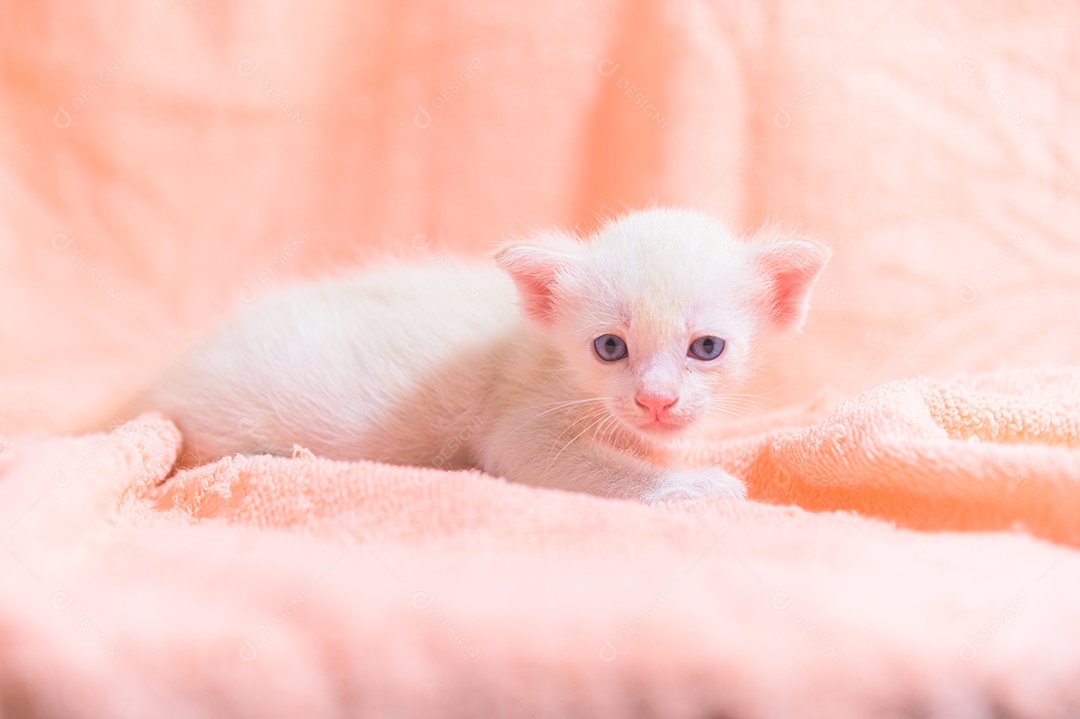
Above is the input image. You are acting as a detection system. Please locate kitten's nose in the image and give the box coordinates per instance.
[635,391,678,417]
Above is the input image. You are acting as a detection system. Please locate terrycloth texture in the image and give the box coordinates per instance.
[2,399,1080,719]
[722,367,1080,546]
[3,1,1080,716]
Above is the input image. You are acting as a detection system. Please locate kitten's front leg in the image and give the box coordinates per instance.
[479,419,746,503]
[544,448,747,503]
[641,467,747,504]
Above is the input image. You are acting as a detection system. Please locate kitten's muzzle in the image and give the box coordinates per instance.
[630,391,696,433]
[634,392,677,418]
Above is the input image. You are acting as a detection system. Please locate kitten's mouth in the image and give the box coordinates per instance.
[634,415,691,434]
[611,401,695,439]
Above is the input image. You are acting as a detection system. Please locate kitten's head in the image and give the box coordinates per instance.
[496,208,829,443]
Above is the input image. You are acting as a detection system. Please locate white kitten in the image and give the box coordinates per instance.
[134,208,828,503]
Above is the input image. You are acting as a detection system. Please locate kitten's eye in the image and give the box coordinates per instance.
[688,336,725,361]
[593,334,628,362]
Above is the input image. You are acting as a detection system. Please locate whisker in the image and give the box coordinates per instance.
[708,394,789,413]
[549,410,610,466]
[704,407,750,422]
[509,397,614,413]
[546,407,607,456]
[600,415,622,447]
[717,392,788,405]
[703,407,756,422]
[703,394,788,421]
[590,415,616,450]
[503,397,614,437]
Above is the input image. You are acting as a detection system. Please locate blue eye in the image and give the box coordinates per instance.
[688,336,725,361]
[594,334,628,362]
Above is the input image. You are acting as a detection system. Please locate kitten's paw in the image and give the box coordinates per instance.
[642,467,747,504]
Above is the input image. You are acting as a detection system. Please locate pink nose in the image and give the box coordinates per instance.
[635,392,677,417]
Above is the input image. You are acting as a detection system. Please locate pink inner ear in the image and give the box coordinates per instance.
[495,246,567,325]
[754,241,830,332]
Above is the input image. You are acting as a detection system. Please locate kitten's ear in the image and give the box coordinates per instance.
[495,235,577,326]
[750,238,831,333]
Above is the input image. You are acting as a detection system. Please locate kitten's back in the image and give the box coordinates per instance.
[136,260,522,466]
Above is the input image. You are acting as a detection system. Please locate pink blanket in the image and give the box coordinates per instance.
[3,1,1080,716]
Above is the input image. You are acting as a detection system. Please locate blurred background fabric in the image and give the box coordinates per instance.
[2,1,1078,435]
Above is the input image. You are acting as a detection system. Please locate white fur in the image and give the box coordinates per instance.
[640,468,748,503]
[135,209,827,503]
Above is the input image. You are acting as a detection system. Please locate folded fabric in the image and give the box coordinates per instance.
[689,367,1080,546]
[2,368,1079,718]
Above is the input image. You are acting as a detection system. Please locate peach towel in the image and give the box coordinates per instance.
[725,367,1080,546]
[3,1,1080,716]
[2,368,1079,718]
